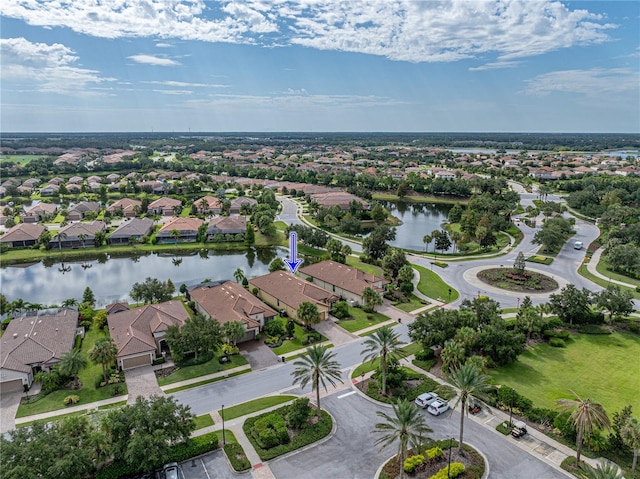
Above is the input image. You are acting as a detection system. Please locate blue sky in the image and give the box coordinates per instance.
[1,1,638,133]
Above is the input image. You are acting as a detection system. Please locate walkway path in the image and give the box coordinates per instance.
[314,318,359,346]
[124,365,163,404]
[587,247,636,288]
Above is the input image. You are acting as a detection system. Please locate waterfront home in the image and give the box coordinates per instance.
[193,195,223,215]
[49,221,106,249]
[310,191,370,211]
[0,223,46,248]
[230,196,257,214]
[156,217,203,243]
[147,197,182,216]
[107,198,142,218]
[107,218,154,245]
[67,201,100,221]
[206,216,246,241]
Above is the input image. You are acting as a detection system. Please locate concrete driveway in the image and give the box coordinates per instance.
[240,340,279,370]
[314,319,359,346]
[124,365,163,404]
[179,450,248,479]
[0,391,22,434]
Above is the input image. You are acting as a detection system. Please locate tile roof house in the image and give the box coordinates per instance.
[190,281,277,342]
[194,195,223,215]
[229,197,257,214]
[206,216,246,241]
[107,301,189,369]
[299,260,388,305]
[49,221,106,249]
[249,271,339,321]
[107,198,142,218]
[105,302,130,315]
[310,191,370,211]
[1,223,46,248]
[21,202,58,223]
[67,201,100,221]
[107,218,154,245]
[40,184,60,196]
[156,216,203,243]
[147,197,182,216]
[0,309,79,391]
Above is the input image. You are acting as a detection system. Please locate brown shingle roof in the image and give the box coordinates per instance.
[0,223,45,244]
[299,260,388,296]
[158,216,203,233]
[190,281,276,329]
[0,309,78,374]
[249,271,338,309]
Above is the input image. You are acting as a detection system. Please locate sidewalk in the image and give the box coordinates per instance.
[13,395,128,425]
[586,247,636,288]
[159,364,251,392]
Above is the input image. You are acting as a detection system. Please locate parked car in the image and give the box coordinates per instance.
[511,420,527,438]
[574,240,583,250]
[414,392,439,409]
[427,399,450,416]
[163,463,179,479]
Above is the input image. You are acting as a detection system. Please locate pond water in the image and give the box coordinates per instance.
[381,201,452,252]
[1,248,279,307]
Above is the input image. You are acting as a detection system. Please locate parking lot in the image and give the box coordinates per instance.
[176,450,249,479]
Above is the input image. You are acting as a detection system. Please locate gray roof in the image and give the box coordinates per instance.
[108,218,154,239]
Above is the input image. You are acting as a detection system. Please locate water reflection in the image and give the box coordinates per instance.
[380,201,452,252]
[1,248,278,306]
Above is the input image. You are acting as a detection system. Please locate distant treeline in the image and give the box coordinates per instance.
[1,132,638,151]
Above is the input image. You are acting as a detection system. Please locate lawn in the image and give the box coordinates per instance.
[163,369,251,394]
[489,332,640,415]
[336,306,389,333]
[596,257,640,287]
[345,256,384,276]
[578,265,640,300]
[158,353,249,386]
[194,413,214,430]
[351,342,423,378]
[16,328,128,418]
[0,154,41,164]
[218,395,297,420]
[413,264,458,302]
[392,294,428,312]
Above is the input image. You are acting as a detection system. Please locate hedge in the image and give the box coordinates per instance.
[243,407,332,461]
[429,462,465,479]
[404,454,424,473]
[223,443,251,471]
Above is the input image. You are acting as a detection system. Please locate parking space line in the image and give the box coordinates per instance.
[200,458,211,479]
[337,391,356,399]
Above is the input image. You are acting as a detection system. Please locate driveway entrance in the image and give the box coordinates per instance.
[239,340,278,370]
[124,365,163,404]
[0,391,22,434]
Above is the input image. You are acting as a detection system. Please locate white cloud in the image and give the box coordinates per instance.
[469,61,522,71]
[152,89,193,95]
[128,54,180,66]
[155,42,173,48]
[141,80,229,88]
[525,68,639,96]
[0,37,115,94]
[1,0,617,63]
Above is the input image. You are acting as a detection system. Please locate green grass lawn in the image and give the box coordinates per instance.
[0,154,41,164]
[337,306,389,333]
[578,265,640,300]
[345,256,384,276]
[163,369,251,394]
[270,318,328,355]
[158,353,249,386]
[16,329,127,418]
[489,332,640,415]
[194,413,214,430]
[596,257,640,287]
[392,294,428,312]
[219,395,296,420]
[371,193,469,205]
[413,264,458,302]
[351,342,422,378]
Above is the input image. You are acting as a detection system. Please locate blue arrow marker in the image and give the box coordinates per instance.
[285,231,304,274]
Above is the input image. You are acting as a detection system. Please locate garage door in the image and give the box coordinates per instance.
[1,379,24,394]
[122,355,151,370]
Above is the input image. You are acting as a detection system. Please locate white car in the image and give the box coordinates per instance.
[414,392,439,409]
[163,462,179,479]
[427,399,450,416]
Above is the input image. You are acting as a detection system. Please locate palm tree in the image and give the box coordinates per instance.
[89,338,118,382]
[57,349,88,386]
[581,461,624,479]
[374,399,433,479]
[57,231,68,251]
[170,229,180,245]
[361,326,405,396]
[422,234,432,253]
[446,363,493,454]
[621,417,640,471]
[291,345,343,419]
[78,233,87,248]
[556,390,611,465]
[233,268,245,284]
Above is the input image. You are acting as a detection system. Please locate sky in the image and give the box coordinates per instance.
[1,0,639,133]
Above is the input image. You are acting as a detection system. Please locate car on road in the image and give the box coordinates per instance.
[574,240,583,250]
[163,463,179,479]
[414,392,439,408]
[427,399,450,416]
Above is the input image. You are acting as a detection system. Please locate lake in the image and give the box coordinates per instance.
[381,201,452,252]
[1,248,279,307]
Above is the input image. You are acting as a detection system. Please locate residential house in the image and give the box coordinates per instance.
[107,218,154,245]
[206,216,246,242]
[249,271,339,321]
[67,201,100,221]
[230,197,257,214]
[190,281,277,342]
[147,197,182,216]
[49,221,106,249]
[0,223,46,248]
[156,217,203,244]
[40,184,60,196]
[105,302,130,315]
[68,176,84,185]
[21,202,58,223]
[138,181,168,195]
[194,195,223,215]
[299,260,388,305]
[107,301,189,369]
[107,198,142,218]
[66,183,82,194]
[310,191,370,211]
[0,309,79,391]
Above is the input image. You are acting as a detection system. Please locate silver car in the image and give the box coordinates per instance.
[427,399,450,416]
[163,462,179,479]
[414,392,439,408]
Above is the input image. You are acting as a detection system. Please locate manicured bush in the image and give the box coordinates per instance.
[222,343,240,355]
[429,462,465,479]
[63,395,80,405]
[332,301,350,319]
[424,446,443,461]
[549,337,566,348]
[287,398,312,429]
[433,261,448,268]
[224,443,251,471]
[404,454,424,473]
[415,348,435,361]
[251,413,289,449]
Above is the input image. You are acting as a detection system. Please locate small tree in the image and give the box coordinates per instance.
[621,417,640,471]
[362,286,382,313]
[233,268,245,284]
[89,338,118,382]
[298,301,321,330]
[513,251,526,275]
[82,287,96,307]
[57,349,88,386]
[269,257,286,272]
[361,326,405,396]
[286,318,295,338]
[222,321,246,345]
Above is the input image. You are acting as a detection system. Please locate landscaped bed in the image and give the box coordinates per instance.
[477,267,558,293]
[156,352,248,386]
[336,306,390,333]
[379,439,485,479]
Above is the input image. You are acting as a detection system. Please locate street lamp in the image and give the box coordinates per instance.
[221,404,226,446]
[509,388,515,427]
[447,437,454,479]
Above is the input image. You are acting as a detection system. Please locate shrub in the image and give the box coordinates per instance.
[222,343,240,356]
[495,386,533,414]
[111,385,124,396]
[424,446,443,461]
[429,462,465,479]
[264,320,285,338]
[152,357,166,366]
[404,454,424,473]
[224,443,251,472]
[332,301,350,319]
[433,261,448,268]
[549,338,566,347]
[629,322,640,334]
[63,395,80,405]
[287,398,312,429]
[251,413,289,449]
[527,407,558,426]
[302,332,321,344]
[415,348,435,361]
